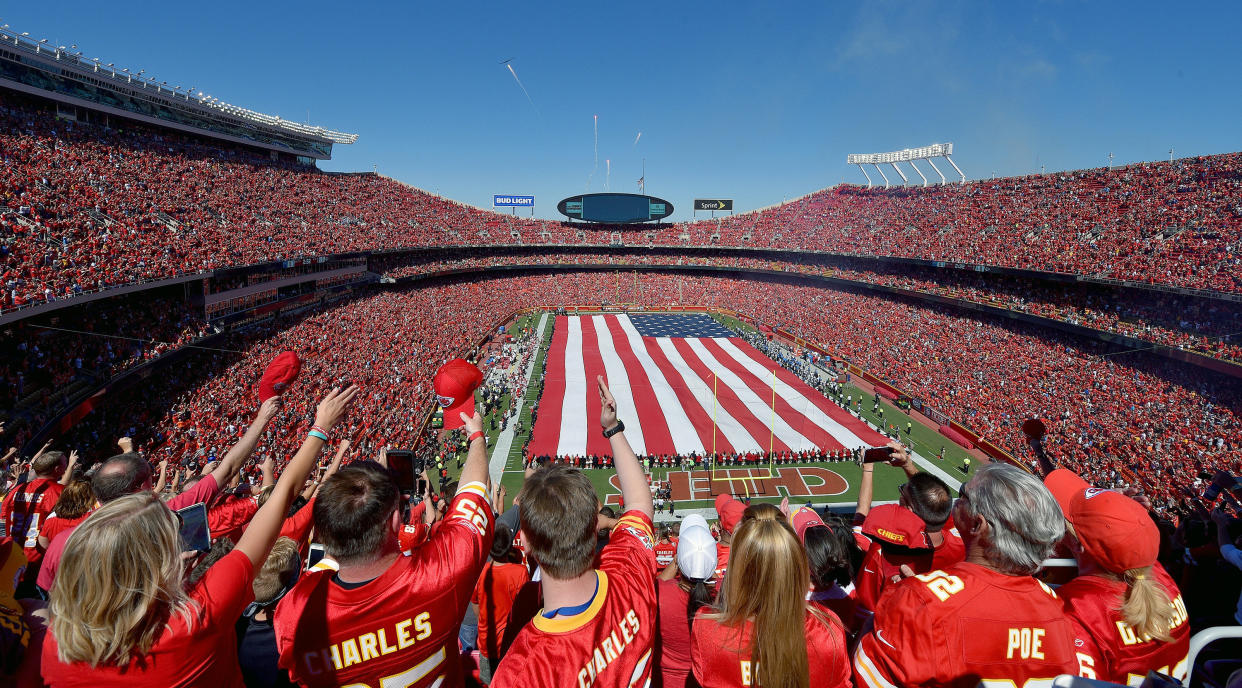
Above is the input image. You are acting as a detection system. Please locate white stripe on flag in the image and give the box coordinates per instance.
[655,338,761,453]
[714,338,875,449]
[557,317,589,457]
[591,315,646,455]
[616,316,704,455]
[685,338,817,451]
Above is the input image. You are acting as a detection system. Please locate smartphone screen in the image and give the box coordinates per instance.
[862,447,895,463]
[387,450,417,492]
[176,503,211,553]
[308,543,326,569]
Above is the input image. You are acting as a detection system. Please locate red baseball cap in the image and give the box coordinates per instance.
[258,352,301,402]
[861,504,933,550]
[433,359,482,430]
[1044,469,1158,574]
[791,506,826,543]
[715,494,746,534]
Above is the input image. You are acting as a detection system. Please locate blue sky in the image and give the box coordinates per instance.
[7,2,1242,221]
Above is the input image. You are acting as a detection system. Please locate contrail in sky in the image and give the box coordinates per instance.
[506,63,539,115]
[633,131,642,146]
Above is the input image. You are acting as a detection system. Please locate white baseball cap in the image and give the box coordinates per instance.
[676,523,718,581]
[681,514,711,532]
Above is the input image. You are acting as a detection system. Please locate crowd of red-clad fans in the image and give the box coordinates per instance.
[375,249,1242,362]
[11,272,1233,525]
[4,89,1242,317]
[0,365,1238,687]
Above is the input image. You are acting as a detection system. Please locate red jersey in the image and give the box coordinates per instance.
[208,494,258,544]
[855,529,966,611]
[39,513,87,546]
[473,560,530,660]
[274,483,493,688]
[1059,564,1190,685]
[690,607,850,688]
[654,542,676,570]
[1,478,63,581]
[492,510,657,688]
[41,549,254,687]
[855,562,1078,688]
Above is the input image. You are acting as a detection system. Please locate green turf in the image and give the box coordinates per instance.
[440,309,974,511]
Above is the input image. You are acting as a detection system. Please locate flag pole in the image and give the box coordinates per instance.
[712,373,718,460]
[770,369,776,459]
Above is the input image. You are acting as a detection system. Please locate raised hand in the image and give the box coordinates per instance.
[459,411,484,437]
[314,386,361,433]
[598,375,618,430]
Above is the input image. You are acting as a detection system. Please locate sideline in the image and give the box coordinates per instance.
[489,312,549,484]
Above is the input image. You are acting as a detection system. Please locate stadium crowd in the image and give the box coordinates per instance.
[376,250,1242,362]
[0,370,1237,688]
[2,271,1228,527]
[4,91,1241,317]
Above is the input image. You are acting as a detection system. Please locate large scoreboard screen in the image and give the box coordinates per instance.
[557,193,674,223]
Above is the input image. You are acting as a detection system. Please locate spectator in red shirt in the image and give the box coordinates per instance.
[492,377,656,688]
[691,516,851,688]
[0,448,68,595]
[36,481,94,551]
[39,385,358,687]
[655,513,716,688]
[472,522,530,684]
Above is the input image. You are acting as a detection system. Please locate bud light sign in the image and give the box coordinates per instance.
[494,195,535,207]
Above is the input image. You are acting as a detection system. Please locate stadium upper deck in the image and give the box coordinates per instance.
[1,87,1237,316]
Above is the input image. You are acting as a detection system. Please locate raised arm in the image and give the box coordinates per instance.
[234,386,359,568]
[599,376,653,519]
[150,458,167,493]
[60,450,79,486]
[456,411,491,494]
[208,396,281,487]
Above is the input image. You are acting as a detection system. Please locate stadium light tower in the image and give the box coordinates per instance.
[848,143,965,188]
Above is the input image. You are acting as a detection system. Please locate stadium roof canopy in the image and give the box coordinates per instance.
[0,24,356,160]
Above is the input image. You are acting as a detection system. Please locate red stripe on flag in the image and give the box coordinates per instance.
[640,337,735,456]
[699,338,841,452]
[731,339,890,447]
[670,338,792,455]
[604,316,676,455]
[527,316,569,458]
[580,317,611,459]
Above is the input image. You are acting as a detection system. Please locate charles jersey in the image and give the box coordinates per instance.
[855,562,1078,688]
[493,511,657,688]
[274,483,493,688]
[1059,563,1190,685]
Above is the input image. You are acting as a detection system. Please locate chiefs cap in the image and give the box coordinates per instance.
[1045,468,1158,574]
[791,506,827,543]
[861,504,933,550]
[714,494,746,534]
[258,351,301,402]
[433,359,483,430]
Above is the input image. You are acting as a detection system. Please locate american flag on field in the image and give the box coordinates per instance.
[528,313,888,458]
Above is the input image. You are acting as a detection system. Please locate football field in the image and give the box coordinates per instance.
[451,310,977,514]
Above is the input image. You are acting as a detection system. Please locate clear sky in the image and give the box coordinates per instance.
[6,2,1241,221]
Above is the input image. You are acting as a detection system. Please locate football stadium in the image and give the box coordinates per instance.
[0,4,1240,688]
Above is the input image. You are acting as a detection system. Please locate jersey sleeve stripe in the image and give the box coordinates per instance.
[855,644,899,688]
[614,513,654,540]
[458,482,489,499]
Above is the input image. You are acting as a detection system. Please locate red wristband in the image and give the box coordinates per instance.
[468,430,485,443]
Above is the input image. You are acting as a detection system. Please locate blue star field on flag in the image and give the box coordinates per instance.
[628,313,735,338]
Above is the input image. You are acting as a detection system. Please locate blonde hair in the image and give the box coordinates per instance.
[50,492,197,666]
[712,517,836,688]
[1120,566,1176,643]
[253,537,301,604]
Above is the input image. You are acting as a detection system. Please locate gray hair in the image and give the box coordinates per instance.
[961,464,1064,575]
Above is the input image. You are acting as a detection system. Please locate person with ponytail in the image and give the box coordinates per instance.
[691,517,850,688]
[655,514,717,688]
[1045,469,1190,684]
